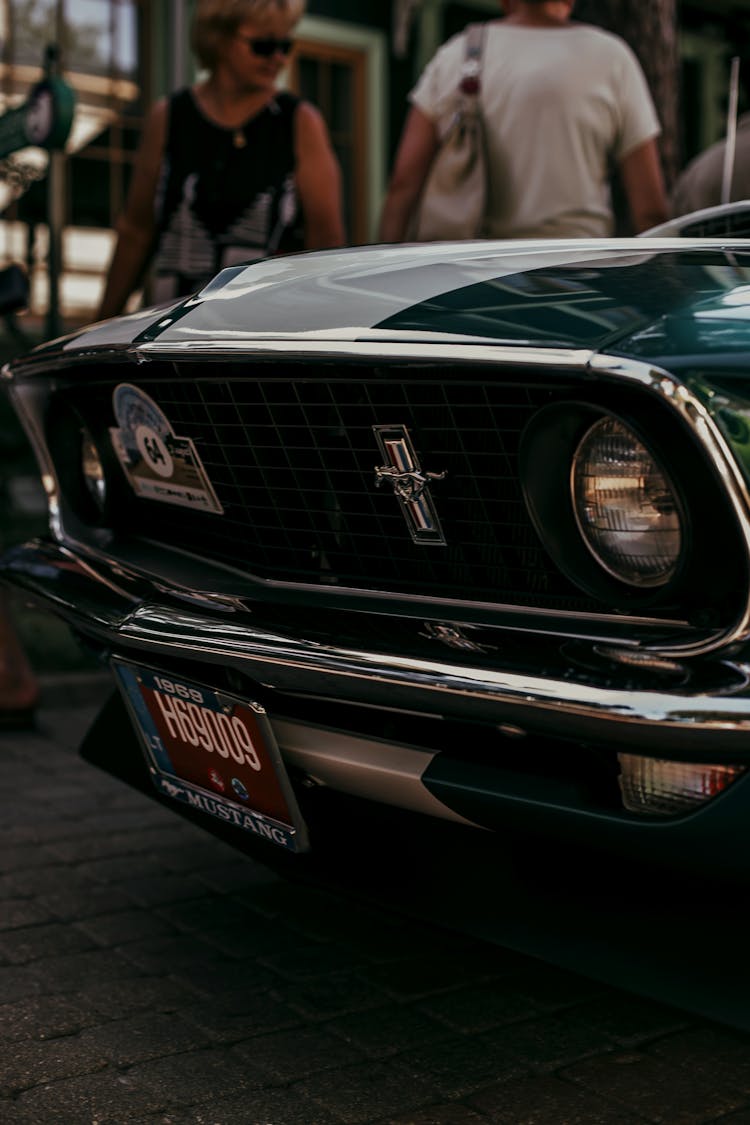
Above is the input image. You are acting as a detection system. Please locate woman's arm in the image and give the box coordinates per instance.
[619,138,669,234]
[96,100,167,320]
[294,102,345,249]
[379,106,439,243]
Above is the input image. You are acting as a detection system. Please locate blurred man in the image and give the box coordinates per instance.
[672,112,750,216]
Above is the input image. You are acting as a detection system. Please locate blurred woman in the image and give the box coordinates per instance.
[98,0,344,319]
[380,0,668,242]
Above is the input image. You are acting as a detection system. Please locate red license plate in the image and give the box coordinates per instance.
[112,660,308,852]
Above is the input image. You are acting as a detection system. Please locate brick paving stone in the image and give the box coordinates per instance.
[270,971,391,1020]
[113,873,218,907]
[0,899,54,932]
[177,992,302,1044]
[194,916,310,959]
[645,1025,750,1093]
[259,941,369,981]
[0,965,45,1004]
[50,807,181,839]
[0,844,64,875]
[232,1024,363,1082]
[36,882,137,919]
[9,1068,174,1122]
[75,907,179,946]
[76,852,182,885]
[0,872,28,895]
[157,841,250,875]
[155,895,263,935]
[417,981,543,1033]
[328,1003,453,1058]
[570,992,691,1046]
[394,1033,525,1100]
[25,947,146,992]
[481,1012,620,1070]
[0,1035,109,1096]
[168,955,278,998]
[187,1088,342,1125]
[387,1106,491,1125]
[241,881,355,929]
[194,860,280,895]
[293,906,427,967]
[46,826,191,864]
[510,963,608,1011]
[268,891,422,952]
[5,865,99,897]
[75,975,198,1019]
[0,993,103,1042]
[97,1116,189,1125]
[25,782,98,806]
[359,954,500,1001]
[297,1057,437,1123]
[0,919,96,964]
[126,1047,267,1107]
[468,1073,650,1123]
[1,823,78,846]
[560,1050,748,1123]
[77,1012,211,1067]
[115,934,275,988]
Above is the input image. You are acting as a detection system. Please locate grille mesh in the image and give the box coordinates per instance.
[78,366,604,612]
[678,212,750,238]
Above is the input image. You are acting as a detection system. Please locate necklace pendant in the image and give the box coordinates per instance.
[233,129,246,149]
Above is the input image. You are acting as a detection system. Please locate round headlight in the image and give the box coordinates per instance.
[80,427,107,512]
[571,416,682,588]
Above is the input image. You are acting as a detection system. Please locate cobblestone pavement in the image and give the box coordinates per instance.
[3,691,750,1124]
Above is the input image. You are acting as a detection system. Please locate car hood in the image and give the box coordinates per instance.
[34,238,750,363]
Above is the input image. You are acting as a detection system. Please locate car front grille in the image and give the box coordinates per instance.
[71,364,609,613]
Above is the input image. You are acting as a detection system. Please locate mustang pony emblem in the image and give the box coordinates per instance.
[373,424,447,545]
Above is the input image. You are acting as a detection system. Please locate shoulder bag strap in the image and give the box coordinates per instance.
[460,23,486,96]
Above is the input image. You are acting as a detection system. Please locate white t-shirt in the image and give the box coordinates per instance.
[410,21,661,238]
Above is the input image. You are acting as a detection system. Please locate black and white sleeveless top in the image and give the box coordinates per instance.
[152,88,304,301]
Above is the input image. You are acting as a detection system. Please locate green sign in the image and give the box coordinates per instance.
[0,76,75,160]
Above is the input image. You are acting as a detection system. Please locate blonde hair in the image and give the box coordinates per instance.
[191,0,306,69]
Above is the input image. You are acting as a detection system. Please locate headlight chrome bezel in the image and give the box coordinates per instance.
[520,400,696,610]
[45,396,117,529]
[570,414,683,590]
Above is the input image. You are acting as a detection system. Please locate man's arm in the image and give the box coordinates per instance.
[619,138,669,233]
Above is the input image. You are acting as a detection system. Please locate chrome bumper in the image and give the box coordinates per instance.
[5,538,750,761]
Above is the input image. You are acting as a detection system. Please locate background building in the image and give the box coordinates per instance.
[0,0,748,328]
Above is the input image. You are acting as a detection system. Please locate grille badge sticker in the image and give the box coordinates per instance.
[373,424,447,545]
[110,384,223,514]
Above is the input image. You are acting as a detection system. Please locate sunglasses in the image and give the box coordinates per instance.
[239,35,294,58]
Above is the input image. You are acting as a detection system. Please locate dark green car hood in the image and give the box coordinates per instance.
[25,239,750,367]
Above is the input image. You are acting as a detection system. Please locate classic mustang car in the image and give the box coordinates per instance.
[6,230,750,878]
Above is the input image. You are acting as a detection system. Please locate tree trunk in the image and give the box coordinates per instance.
[575,0,680,189]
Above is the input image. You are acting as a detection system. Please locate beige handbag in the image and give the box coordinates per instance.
[412,23,488,242]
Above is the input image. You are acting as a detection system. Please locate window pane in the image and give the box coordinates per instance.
[65,0,136,78]
[9,0,58,67]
